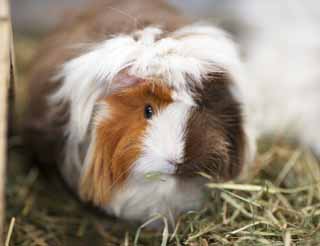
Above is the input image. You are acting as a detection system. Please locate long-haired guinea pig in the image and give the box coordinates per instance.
[24,0,255,224]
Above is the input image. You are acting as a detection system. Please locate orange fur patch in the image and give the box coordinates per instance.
[80,81,173,206]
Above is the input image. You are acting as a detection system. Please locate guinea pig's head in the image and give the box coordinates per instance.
[78,72,250,207]
[52,25,255,207]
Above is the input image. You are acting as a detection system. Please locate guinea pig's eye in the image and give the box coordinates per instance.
[144,104,154,119]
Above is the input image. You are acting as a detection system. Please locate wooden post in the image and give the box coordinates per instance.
[0,0,14,241]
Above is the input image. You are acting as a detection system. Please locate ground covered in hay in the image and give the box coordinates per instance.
[4,34,320,246]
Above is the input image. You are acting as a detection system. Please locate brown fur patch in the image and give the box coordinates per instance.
[178,73,245,181]
[79,81,173,206]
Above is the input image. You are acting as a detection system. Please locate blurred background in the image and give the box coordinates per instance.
[11,0,320,61]
[11,0,320,36]
[11,0,217,33]
[6,1,320,245]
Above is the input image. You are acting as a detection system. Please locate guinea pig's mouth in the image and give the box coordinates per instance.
[141,161,204,178]
[135,159,216,181]
[142,165,195,180]
[141,163,211,183]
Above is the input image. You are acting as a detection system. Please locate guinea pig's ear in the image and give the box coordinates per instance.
[111,70,147,91]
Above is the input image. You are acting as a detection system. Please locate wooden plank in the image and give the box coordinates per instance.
[0,0,13,242]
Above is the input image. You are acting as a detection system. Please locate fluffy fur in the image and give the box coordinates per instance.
[50,23,248,181]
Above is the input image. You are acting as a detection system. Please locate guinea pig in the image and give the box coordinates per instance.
[24,0,255,224]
